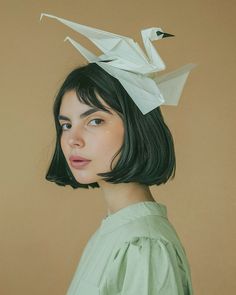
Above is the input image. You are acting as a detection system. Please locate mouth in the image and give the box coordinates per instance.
[69,159,91,169]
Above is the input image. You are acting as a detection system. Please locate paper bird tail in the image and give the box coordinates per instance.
[153,63,197,105]
[64,36,98,62]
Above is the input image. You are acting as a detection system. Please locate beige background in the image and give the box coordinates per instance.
[0,0,235,294]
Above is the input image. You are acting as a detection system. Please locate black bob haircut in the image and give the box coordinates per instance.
[45,62,176,189]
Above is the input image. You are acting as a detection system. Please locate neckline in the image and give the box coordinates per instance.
[99,201,167,235]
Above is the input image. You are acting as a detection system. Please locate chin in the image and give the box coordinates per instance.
[73,173,100,184]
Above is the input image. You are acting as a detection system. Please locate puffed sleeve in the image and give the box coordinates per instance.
[105,236,190,295]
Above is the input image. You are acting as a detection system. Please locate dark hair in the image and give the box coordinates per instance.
[45,62,176,189]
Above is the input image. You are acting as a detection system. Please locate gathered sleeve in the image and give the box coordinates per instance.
[105,236,190,295]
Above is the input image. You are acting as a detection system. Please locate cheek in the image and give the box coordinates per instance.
[60,135,68,156]
[91,129,124,156]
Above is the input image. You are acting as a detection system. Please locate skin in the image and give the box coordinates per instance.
[59,90,156,215]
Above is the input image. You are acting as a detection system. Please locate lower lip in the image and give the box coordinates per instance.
[70,160,91,169]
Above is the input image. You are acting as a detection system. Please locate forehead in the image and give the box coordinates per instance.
[59,89,117,117]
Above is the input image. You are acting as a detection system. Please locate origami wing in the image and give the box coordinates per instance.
[153,63,197,105]
[40,13,150,69]
[64,36,152,73]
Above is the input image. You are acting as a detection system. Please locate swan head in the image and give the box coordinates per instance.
[141,27,175,41]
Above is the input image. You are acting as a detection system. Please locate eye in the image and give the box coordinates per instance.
[60,118,104,131]
[88,118,104,126]
[60,123,71,131]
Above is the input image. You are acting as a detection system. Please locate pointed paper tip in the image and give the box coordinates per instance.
[187,63,198,70]
[162,32,175,38]
[39,13,55,22]
[64,36,71,42]
[39,13,47,22]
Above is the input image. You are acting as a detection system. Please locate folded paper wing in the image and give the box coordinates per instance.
[96,62,196,114]
[153,63,197,106]
[40,13,150,71]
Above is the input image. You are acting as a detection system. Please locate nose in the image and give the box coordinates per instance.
[67,127,85,148]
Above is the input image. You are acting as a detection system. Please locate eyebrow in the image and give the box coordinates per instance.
[58,107,112,121]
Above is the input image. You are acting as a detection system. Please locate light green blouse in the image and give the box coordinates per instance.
[66,201,193,295]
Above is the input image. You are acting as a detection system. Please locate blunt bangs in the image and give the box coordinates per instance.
[45,62,176,189]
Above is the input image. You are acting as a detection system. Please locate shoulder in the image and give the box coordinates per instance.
[104,236,192,295]
[112,235,171,262]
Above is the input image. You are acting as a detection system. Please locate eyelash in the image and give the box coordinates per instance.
[60,118,104,131]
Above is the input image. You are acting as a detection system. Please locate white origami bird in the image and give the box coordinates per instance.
[40,13,196,115]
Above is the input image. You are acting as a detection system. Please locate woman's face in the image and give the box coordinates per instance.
[59,90,124,184]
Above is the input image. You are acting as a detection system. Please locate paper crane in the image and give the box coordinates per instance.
[40,13,196,115]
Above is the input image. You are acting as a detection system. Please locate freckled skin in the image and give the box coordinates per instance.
[59,90,124,184]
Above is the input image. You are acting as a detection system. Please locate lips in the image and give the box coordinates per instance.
[69,155,91,169]
[69,155,91,161]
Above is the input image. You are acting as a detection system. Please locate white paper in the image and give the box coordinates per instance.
[40,13,197,114]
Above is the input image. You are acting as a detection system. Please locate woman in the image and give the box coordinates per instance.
[45,63,194,294]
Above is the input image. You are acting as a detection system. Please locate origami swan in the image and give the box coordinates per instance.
[40,13,196,115]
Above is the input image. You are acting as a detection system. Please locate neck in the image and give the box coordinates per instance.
[141,34,166,71]
[98,180,156,215]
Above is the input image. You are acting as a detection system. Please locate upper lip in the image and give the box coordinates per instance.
[69,155,91,161]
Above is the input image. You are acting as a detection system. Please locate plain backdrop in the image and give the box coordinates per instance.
[0,0,235,294]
